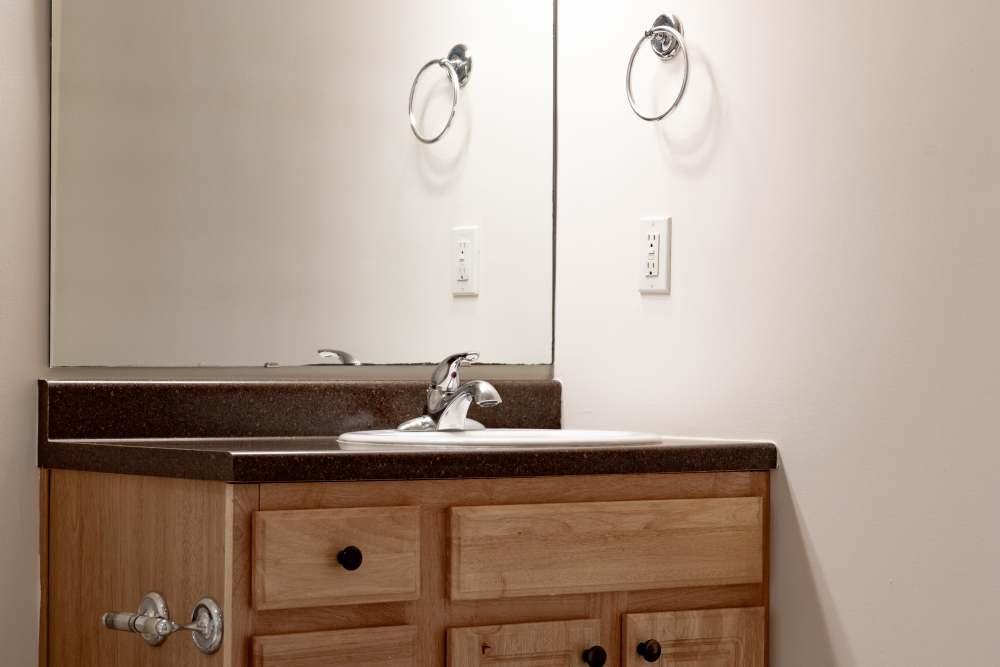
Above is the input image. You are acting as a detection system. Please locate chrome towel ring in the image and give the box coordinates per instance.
[409,44,472,144]
[626,14,689,122]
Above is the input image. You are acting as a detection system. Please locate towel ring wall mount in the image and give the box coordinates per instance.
[409,44,472,144]
[626,14,690,122]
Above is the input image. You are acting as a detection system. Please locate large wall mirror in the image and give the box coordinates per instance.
[50,1,554,367]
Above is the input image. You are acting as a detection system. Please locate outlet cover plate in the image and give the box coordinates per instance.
[639,217,671,294]
[452,226,480,296]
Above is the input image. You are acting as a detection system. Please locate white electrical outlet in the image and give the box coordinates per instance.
[452,226,480,296]
[639,217,671,294]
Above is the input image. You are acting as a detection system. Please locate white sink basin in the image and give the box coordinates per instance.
[337,428,663,450]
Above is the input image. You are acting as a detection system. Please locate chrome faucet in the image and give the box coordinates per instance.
[398,352,502,431]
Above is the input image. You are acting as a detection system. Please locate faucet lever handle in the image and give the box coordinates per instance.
[426,352,479,416]
[430,352,479,390]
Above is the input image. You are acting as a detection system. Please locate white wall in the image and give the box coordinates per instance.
[51,0,553,367]
[0,0,49,663]
[556,1,999,665]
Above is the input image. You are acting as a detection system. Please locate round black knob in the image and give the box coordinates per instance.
[581,645,607,667]
[336,546,363,571]
[637,639,662,662]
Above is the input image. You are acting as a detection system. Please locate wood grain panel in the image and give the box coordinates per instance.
[250,585,764,637]
[252,625,417,667]
[224,483,259,667]
[451,497,763,600]
[259,473,760,510]
[760,470,771,664]
[253,506,420,610]
[624,585,763,615]
[38,469,49,667]
[448,619,602,667]
[622,607,766,667]
[47,470,231,666]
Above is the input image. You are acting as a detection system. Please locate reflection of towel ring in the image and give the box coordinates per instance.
[626,14,689,122]
[409,44,472,144]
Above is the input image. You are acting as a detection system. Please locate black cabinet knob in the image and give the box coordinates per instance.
[581,645,607,667]
[637,639,662,662]
[336,546,363,571]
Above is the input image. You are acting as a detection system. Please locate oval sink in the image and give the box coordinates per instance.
[337,429,662,450]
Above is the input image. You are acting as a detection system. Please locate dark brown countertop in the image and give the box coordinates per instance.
[40,436,778,482]
[37,380,776,482]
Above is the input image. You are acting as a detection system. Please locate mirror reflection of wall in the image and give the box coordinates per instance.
[50,0,554,366]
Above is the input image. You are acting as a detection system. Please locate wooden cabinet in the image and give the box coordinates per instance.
[42,471,769,666]
[253,625,417,667]
[450,497,763,600]
[448,619,602,666]
[252,506,420,610]
[623,608,766,666]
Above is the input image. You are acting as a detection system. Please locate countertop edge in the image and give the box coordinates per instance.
[39,439,778,483]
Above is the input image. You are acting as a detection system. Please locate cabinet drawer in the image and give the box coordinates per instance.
[450,497,763,600]
[448,619,603,666]
[622,607,765,666]
[253,506,420,610]
[253,625,417,667]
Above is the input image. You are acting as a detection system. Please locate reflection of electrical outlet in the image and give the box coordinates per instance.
[452,227,479,296]
[455,240,471,281]
[639,217,670,294]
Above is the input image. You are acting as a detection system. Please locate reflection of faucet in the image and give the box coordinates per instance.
[314,349,362,366]
[398,352,502,431]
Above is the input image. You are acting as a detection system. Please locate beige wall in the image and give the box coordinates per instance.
[555,1,1000,665]
[0,0,49,663]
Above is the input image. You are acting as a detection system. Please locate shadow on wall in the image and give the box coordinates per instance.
[412,74,472,193]
[771,462,854,666]
[652,44,722,177]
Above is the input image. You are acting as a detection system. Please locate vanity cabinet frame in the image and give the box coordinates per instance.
[40,470,770,666]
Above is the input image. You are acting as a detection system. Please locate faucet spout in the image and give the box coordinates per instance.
[437,380,503,431]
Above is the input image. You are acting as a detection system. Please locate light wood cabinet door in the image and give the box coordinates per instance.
[253,506,420,610]
[253,625,417,667]
[622,608,765,666]
[448,619,604,667]
[450,497,763,600]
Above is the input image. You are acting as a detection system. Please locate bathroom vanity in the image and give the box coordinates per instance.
[38,380,776,666]
[42,2,778,665]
